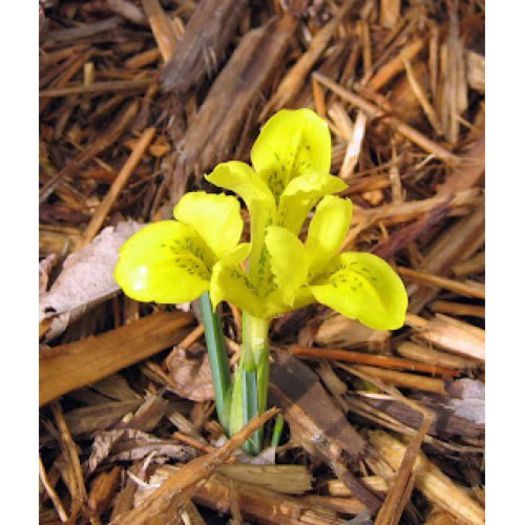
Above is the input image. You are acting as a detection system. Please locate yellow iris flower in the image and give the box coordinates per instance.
[115,108,407,330]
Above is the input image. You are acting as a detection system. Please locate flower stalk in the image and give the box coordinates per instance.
[199,291,231,430]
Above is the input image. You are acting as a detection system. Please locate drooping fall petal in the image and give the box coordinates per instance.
[173,191,243,259]
[310,252,408,330]
[305,195,353,278]
[114,221,215,303]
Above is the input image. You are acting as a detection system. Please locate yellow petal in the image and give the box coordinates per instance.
[306,195,353,278]
[310,252,408,330]
[251,108,332,199]
[114,221,214,304]
[278,172,347,234]
[210,260,268,319]
[206,161,276,289]
[265,226,307,306]
[173,191,243,259]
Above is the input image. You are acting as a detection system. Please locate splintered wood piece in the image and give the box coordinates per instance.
[314,72,458,163]
[51,400,88,521]
[436,136,485,195]
[341,364,446,395]
[374,407,432,525]
[40,224,83,256]
[401,55,443,136]
[160,0,247,94]
[406,314,485,362]
[269,352,382,512]
[431,301,485,319]
[368,38,426,91]
[141,467,345,525]
[217,464,313,495]
[170,13,297,202]
[39,79,153,98]
[408,207,485,313]
[368,431,484,525]
[290,345,458,378]
[315,315,391,351]
[39,455,69,522]
[88,466,123,515]
[142,0,178,61]
[452,251,485,278]
[325,476,388,497]
[262,3,353,118]
[40,311,194,406]
[396,342,479,370]
[112,407,278,524]
[398,267,485,300]
[80,127,156,247]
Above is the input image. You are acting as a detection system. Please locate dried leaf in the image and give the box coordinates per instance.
[65,400,142,436]
[446,378,484,426]
[39,253,58,294]
[40,221,143,340]
[88,428,196,473]
[165,345,214,401]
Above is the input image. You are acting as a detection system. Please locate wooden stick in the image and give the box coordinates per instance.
[39,455,69,522]
[368,431,485,525]
[142,0,178,62]
[431,300,485,318]
[401,55,443,136]
[313,72,458,163]
[406,313,485,361]
[40,311,194,406]
[39,79,153,98]
[51,400,88,520]
[368,38,426,91]
[80,127,156,247]
[290,345,458,377]
[396,341,479,370]
[339,364,446,395]
[113,407,279,524]
[398,266,485,299]
[452,251,485,277]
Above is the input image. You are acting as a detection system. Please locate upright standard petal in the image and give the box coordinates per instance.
[305,195,353,278]
[114,221,214,304]
[265,226,307,306]
[278,171,347,234]
[173,191,243,259]
[206,161,276,291]
[310,252,408,330]
[251,108,332,200]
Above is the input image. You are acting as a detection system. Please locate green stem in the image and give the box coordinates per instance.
[230,313,270,454]
[199,292,231,431]
[271,413,285,448]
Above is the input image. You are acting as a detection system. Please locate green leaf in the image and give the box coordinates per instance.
[206,161,276,288]
[310,252,408,330]
[265,226,307,306]
[251,108,332,200]
[173,191,243,259]
[305,195,353,278]
[278,172,347,234]
[114,221,214,303]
